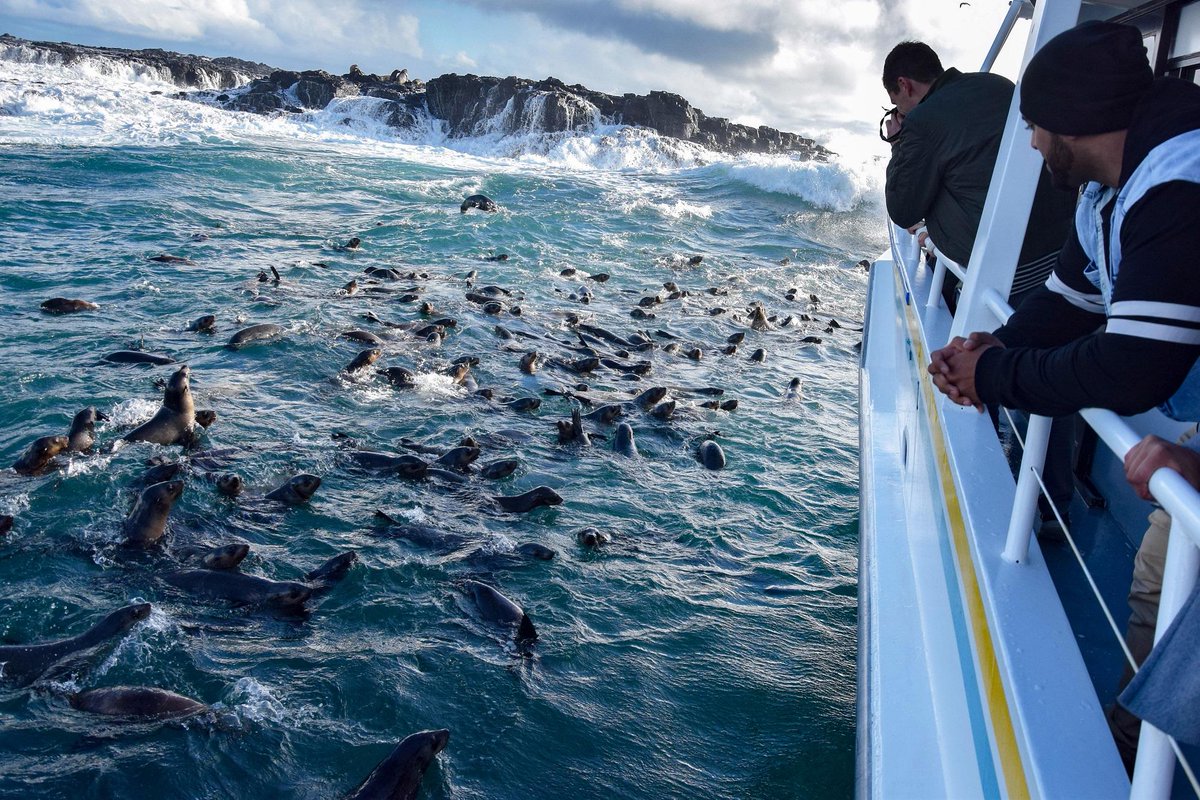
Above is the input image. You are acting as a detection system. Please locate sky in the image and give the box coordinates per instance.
[0,0,1032,154]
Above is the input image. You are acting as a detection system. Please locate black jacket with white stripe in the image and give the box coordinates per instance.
[976,78,1200,417]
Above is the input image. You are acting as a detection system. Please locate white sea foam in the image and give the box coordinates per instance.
[92,601,174,678]
[0,54,878,211]
[103,398,161,429]
[723,154,883,213]
[0,493,30,516]
[216,676,317,725]
[413,372,466,399]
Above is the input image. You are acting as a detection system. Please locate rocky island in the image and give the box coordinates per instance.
[0,33,830,158]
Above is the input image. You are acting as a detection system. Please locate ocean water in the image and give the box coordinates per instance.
[0,53,884,799]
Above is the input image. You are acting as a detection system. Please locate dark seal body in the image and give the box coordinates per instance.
[124,365,195,446]
[41,298,98,314]
[12,435,69,475]
[163,570,311,609]
[697,440,726,470]
[227,323,283,349]
[613,423,638,457]
[463,580,537,641]
[102,351,176,365]
[0,603,151,686]
[348,451,428,477]
[460,194,497,213]
[347,729,451,800]
[69,686,207,719]
[67,407,106,452]
[121,479,185,547]
[264,474,322,504]
[494,486,563,513]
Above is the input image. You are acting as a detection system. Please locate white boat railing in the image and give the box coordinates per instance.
[892,223,1200,797]
[979,0,1036,72]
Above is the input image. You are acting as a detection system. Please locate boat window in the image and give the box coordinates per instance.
[1174,1,1200,58]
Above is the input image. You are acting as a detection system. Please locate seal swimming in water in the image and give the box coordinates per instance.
[0,515,12,536]
[378,366,417,388]
[194,409,217,428]
[214,473,244,497]
[785,378,802,401]
[179,542,250,570]
[479,458,519,480]
[460,194,497,213]
[41,298,98,314]
[102,351,176,365]
[348,451,428,478]
[226,323,284,349]
[343,348,382,375]
[0,603,151,686]
[149,254,195,265]
[306,551,357,589]
[68,686,208,720]
[613,423,638,457]
[186,314,216,333]
[122,479,185,548]
[12,435,69,476]
[67,408,107,453]
[584,404,623,424]
[556,409,590,445]
[577,527,611,548]
[163,570,312,610]
[434,446,480,472]
[346,729,451,800]
[494,486,563,513]
[125,365,195,446]
[342,330,385,345]
[631,386,668,409]
[697,440,726,470]
[462,580,537,641]
[264,474,321,504]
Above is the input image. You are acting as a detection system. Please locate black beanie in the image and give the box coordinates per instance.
[1020,21,1152,135]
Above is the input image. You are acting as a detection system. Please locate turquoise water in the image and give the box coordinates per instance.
[0,57,880,799]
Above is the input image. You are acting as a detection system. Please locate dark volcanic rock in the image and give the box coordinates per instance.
[0,34,830,157]
[0,33,272,89]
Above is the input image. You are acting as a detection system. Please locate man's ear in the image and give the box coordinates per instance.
[896,76,913,98]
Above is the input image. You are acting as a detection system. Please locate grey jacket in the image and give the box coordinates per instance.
[886,68,1074,286]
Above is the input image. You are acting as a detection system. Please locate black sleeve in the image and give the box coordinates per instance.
[976,181,1200,416]
[885,118,942,230]
[992,285,1102,348]
[975,333,1199,416]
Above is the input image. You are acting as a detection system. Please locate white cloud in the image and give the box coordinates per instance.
[0,0,1033,147]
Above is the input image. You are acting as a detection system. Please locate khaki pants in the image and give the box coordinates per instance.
[1107,423,1199,771]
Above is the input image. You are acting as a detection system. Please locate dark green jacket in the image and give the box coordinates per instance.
[886,68,1074,282]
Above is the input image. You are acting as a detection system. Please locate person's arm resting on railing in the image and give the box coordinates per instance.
[931,183,1200,416]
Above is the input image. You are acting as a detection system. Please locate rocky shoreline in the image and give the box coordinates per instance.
[0,33,830,158]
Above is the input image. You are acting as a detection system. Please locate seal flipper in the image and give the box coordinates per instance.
[517,614,538,643]
[306,551,357,589]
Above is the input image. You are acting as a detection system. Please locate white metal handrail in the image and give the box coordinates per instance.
[894,224,1200,797]
[924,243,968,311]
[980,0,1036,72]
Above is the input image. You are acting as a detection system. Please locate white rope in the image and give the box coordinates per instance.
[1001,407,1200,796]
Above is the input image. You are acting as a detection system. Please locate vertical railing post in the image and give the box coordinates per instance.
[1003,414,1052,563]
[907,228,921,271]
[1129,513,1200,799]
[926,254,947,310]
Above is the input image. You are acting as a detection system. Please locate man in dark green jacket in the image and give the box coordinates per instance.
[884,41,1078,534]
[883,41,1075,311]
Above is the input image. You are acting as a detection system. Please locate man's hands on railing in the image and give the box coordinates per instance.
[1124,435,1200,501]
[927,331,1005,412]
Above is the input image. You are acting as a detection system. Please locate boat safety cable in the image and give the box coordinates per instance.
[1003,407,1200,795]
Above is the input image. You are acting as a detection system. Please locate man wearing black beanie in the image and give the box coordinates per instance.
[927,19,1200,773]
